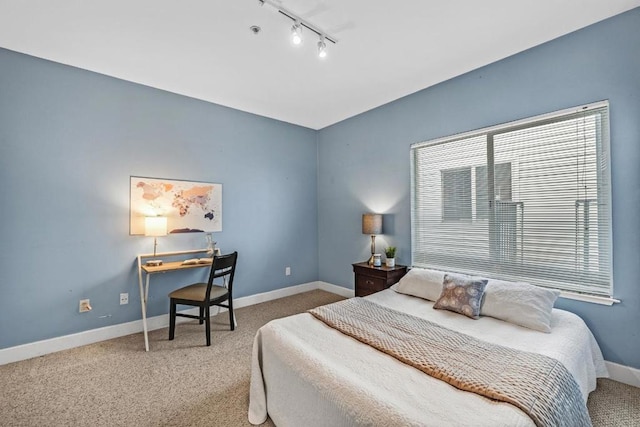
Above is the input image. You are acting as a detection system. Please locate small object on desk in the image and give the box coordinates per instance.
[182,258,213,265]
[145,260,163,267]
[205,233,216,256]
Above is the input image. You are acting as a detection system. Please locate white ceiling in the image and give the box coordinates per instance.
[1,0,639,129]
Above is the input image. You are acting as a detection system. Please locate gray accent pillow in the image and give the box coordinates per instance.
[480,279,560,333]
[433,274,488,319]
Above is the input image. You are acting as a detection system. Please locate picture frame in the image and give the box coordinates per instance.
[129,176,222,235]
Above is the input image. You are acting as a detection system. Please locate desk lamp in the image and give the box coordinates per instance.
[145,216,167,266]
[362,213,382,265]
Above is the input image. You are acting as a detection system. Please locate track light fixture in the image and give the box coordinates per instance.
[258,0,337,59]
[291,21,303,45]
[317,35,327,58]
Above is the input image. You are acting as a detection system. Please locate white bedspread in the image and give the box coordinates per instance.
[249,289,607,426]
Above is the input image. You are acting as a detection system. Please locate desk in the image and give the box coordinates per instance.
[137,249,211,351]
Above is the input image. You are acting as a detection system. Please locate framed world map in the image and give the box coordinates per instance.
[129,176,222,235]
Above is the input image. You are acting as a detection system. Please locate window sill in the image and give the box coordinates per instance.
[559,291,620,306]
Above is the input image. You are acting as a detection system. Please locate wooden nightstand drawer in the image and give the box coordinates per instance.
[352,262,407,297]
[358,267,389,280]
[356,275,386,296]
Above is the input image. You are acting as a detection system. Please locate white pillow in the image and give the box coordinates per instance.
[393,268,447,302]
[480,279,560,333]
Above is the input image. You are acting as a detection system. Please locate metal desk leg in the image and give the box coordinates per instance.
[142,274,152,351]
[137,256,150,352]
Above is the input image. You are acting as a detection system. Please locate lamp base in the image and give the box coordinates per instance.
[145,260,163,267]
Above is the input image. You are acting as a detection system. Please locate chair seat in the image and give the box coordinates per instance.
[169,283,229,302]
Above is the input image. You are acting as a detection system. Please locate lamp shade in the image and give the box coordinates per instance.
[362,213,382,235]
[144,216,168,237]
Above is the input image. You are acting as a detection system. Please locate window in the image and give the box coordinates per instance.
[441,168,472,221]
[410,101,612,297]
[476,163,512,220]
[441,162,512,221]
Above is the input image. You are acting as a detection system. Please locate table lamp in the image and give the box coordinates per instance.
[145,216,167,266]
[362,213,382,265]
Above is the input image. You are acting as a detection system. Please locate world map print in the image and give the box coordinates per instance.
[130,176,222,235]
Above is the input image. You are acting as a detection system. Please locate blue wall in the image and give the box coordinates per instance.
[318,8,640,368]
[2,8,639,369]
[0,48,318,349]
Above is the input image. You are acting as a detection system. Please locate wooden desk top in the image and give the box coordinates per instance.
[141,259,212,274]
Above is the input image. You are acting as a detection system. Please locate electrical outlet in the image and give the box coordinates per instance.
[285,266,291,276]
[120,293,129,305]
[79,299,92,313]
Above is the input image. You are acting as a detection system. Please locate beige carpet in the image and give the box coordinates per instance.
[1,289,638,426]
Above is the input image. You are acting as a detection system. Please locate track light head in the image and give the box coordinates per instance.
[317,36,327,58]
[291,22,302,45]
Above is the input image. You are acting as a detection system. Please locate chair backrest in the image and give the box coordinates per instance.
[206,251,238,298]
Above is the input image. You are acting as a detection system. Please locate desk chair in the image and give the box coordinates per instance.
[169,251,238,346]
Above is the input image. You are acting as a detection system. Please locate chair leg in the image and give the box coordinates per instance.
[169,300,176,340]
[205,306,211,346]
[199,306,204,324]
[228,298,235,331]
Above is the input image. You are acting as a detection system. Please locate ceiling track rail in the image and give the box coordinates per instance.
[259,0,338,44]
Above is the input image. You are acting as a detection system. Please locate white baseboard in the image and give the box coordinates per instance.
[0,281,349,366]
[605,361,640,388]
[318,280,355,298]
[5,281,637,389]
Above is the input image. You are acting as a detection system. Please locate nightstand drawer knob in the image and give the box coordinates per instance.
[366,280,374,285]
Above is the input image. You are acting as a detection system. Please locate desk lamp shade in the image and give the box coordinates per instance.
[145,216,167,257]
[362,213,382,265]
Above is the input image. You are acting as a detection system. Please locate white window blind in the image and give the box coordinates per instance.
[410,101,612,297]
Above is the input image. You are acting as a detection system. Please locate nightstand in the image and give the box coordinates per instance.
[352,262,407,297]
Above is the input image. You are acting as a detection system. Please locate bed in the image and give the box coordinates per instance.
[248,270,607,427]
